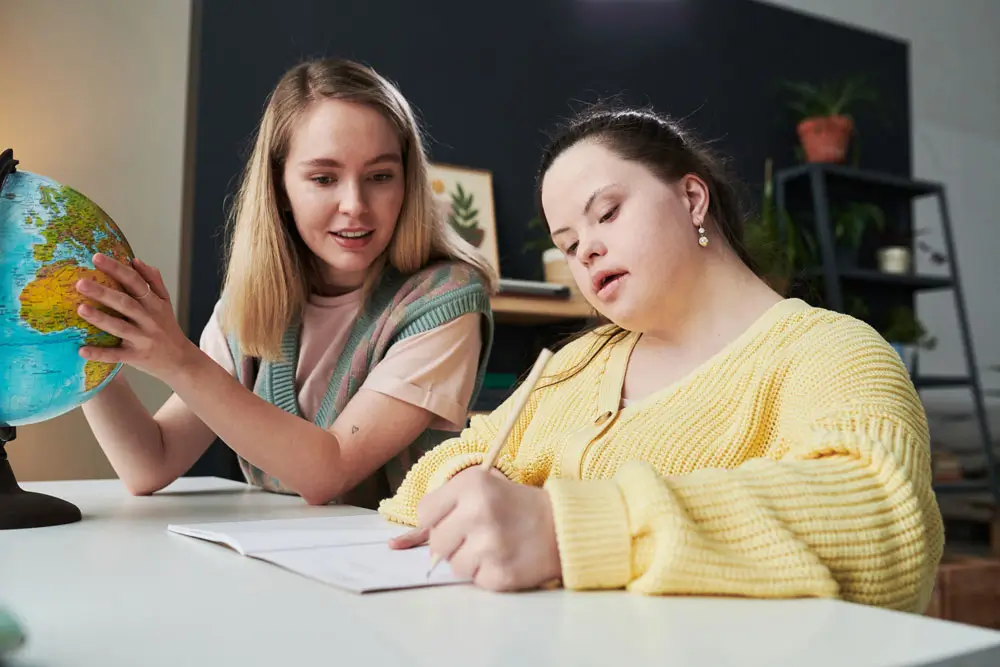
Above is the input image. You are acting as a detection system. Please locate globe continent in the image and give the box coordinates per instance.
[0,169,134,426]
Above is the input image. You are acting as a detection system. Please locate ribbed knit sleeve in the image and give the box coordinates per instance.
[377,377,537,525]
[378,332,606,525]
[545,328,944,613]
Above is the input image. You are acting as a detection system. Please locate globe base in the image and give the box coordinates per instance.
[0,426,82,530]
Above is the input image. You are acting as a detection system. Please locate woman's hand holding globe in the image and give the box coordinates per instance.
[74,253,198,384]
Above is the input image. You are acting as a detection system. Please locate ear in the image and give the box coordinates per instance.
[679,174,710,229]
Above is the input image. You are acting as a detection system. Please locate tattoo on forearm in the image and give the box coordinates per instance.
[351,425,359,434]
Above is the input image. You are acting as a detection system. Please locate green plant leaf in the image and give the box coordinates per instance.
[780,75,880,122]
[880,305,935,348]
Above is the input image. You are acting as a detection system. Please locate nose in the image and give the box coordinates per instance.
[577,233,606,267]
[338,179,368,217]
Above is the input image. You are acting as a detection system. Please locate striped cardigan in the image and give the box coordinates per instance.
[227,261,494,508]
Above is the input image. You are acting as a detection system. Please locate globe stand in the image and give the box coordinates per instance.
[0,426,82,530]
[1,147,18,185]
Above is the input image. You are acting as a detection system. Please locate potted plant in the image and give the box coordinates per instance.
[786,200,883,268]
[522,216,582,298]
[522,215,554,256]
[831,201,885,266]
[881,305,936,375]
[876,227,912,274]
[743,159,816,295]
[782,75,879,164]
[876,227,948,275]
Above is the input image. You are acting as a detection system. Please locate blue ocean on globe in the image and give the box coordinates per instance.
[0,168,134,426]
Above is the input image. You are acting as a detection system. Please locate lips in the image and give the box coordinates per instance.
[330,228,374,239]
[591,269,627,294]
[329,228,375,251]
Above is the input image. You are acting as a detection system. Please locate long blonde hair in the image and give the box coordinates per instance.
[220,58,497,361]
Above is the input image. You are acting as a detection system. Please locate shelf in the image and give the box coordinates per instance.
[914,375,972,389]
[802,268,953,290]
[777,163,940,199]
[490,294,593,325]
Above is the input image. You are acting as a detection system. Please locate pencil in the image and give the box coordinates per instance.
[425,347,555,579]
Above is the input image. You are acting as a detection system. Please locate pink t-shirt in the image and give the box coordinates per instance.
[199,290,484,432]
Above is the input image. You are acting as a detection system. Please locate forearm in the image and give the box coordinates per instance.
[167,345,343,504]
[82,374,167,493]
[546,446,943,611]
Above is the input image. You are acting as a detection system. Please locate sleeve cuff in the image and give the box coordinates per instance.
[426,453,519,493]
[363,374,468,430]
[544,478,632,590]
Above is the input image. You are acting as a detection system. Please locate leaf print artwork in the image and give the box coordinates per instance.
[447,183,485,247]
[427,162,501,276]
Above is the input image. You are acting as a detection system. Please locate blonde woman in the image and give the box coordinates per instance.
[76,58,497,508]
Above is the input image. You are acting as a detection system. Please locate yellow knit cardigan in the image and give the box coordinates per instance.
[378,299,945,612]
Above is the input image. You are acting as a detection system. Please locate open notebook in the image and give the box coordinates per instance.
[167,513,469,593]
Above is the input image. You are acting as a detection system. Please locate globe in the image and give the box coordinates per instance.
[0,148,134,530]
[0,149,133,427]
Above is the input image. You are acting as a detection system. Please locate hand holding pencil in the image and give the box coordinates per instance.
[388,348,562,592]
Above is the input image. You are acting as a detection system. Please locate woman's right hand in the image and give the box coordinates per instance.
[388,526,429,549]
[387,466,505,550]
[76,254,199,385]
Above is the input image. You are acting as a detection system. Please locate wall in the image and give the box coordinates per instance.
[185,0,911,338]
[2,0,997,480]
[0,0,193,480]
[760,0,1000,412]
[180,0,915,478]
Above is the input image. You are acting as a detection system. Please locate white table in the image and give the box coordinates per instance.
[3,477,1000,667]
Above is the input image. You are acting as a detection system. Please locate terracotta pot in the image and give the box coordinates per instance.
[797,115,854,164]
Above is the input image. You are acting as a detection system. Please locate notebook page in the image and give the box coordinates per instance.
[253,542,469,593]
[167,514,411,556]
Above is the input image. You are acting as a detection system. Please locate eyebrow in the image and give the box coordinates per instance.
[550,184,616,238]
[300,153,401,168]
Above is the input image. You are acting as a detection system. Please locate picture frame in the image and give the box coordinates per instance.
[427,162,501,276]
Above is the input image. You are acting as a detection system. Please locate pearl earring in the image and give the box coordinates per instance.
[698,224,708,247]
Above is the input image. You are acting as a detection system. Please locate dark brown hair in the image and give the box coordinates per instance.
[532,102,753,389]
[535,103,752,265]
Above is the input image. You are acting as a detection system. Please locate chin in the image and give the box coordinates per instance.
[592,299,643,331]
[333,253,377,269]
[330,258,381,283]
[319,241,384,268]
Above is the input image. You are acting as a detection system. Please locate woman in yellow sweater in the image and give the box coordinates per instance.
[379,104,944,612]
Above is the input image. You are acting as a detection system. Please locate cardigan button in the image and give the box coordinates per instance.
[594,410,614,426]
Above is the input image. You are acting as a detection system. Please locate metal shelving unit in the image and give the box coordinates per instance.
[775,162,999,504]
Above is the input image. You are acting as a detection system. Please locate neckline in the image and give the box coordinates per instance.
[307,288,364,309]
[602,298,811,415]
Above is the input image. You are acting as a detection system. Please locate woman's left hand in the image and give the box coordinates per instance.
[397,467,563,592]
[75,253,196,383]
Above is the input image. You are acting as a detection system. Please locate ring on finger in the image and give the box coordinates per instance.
[134,282,152,300]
